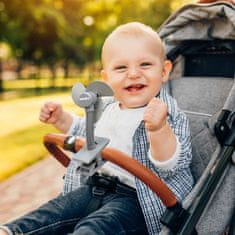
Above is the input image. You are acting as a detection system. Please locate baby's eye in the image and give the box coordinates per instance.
[114,65,127,72]
[140,62,152,67]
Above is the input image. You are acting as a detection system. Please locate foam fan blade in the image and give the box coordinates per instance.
[87,81,113,122]
[71,83,86,106]
[87,81,113,96]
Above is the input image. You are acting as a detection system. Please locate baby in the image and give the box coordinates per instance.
[0,22,193,235]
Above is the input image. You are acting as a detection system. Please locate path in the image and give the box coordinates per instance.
[0,157,65,223]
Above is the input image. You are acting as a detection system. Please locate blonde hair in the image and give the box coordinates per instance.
[101,22,165,65]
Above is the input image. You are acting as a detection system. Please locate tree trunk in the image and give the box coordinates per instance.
[63,60,69,79]
[0,60,3,93]
[16,60,23,80]
[49,63,56,88]
[34,64,41,94]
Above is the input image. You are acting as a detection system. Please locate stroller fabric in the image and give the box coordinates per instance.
[158,1,235,234]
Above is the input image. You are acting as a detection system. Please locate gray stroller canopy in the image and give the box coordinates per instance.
[158,1,235,54]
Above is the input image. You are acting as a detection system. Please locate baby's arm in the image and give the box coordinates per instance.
[144,97,177,162]
[0,230,8,235]
[39,101,73,133]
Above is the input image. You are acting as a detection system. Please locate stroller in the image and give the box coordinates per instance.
[44,1,235,234]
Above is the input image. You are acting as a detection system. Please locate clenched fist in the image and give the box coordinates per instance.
[39,101,63,124]
[144,98,168,132]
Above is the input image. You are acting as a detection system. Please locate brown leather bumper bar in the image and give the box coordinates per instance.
[44,133,178,208]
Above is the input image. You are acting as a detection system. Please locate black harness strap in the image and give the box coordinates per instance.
[84,173,118,216]
[84,185,108,216]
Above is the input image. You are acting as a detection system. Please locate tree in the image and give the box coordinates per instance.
[56,0,88,78]
[0,0,180,91]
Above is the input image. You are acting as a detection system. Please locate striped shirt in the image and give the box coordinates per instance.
[63,87,194,235]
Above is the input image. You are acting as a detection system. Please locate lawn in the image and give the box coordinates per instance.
[0,93,84,182]
[3,77,91,90]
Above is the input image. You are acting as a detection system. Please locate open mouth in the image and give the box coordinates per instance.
[124,84,147,92]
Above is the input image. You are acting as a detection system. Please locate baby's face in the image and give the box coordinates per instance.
[101,35,171,109]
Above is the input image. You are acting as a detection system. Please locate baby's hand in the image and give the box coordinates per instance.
[144,98,168,132]
[39,101,63,124]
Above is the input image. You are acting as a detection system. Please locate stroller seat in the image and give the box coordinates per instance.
[158,1,235,234]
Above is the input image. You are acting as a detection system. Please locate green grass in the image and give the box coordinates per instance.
[3,77,94,90]
[0,93,83,137]
[0,92,84,182]
[0,124,58,181]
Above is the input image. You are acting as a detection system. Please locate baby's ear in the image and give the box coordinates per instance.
[162,60,172,83]
[101,69,108,81]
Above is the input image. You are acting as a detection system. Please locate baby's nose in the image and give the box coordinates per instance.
[127,67,141,79]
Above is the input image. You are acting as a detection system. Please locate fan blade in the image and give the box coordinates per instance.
[71,83,86,106]
[94,96,114,122]
[87,81,113,96]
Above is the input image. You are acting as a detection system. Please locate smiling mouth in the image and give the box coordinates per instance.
[125,84,147,92]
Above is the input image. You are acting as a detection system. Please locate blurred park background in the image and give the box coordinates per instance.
[0,0,192,183]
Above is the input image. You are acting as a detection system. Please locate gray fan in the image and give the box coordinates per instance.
[71,81,113,150]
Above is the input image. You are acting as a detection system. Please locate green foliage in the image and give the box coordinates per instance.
[0,0,185,65]
[0,0,191,92]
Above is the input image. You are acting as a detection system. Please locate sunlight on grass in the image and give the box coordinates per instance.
[4,77,91,90]
[0,92,84,182]
[0,124,58,181]
[0,92,84,137]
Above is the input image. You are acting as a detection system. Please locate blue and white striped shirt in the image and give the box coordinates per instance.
[63,87,194,235]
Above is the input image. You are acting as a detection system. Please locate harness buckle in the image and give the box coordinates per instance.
[92,186,107,196]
